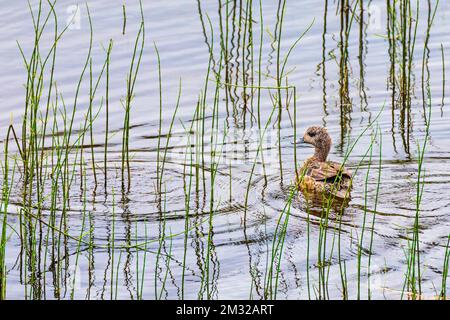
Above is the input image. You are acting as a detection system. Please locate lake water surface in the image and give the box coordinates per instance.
[0,0,449,299]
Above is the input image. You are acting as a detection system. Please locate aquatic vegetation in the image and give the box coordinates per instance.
[0,0,448,300]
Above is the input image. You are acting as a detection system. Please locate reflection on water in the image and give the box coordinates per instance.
[0,0,449,299]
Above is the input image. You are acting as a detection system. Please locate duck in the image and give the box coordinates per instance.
[295,126,352,200]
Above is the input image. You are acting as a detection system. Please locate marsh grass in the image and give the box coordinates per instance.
[121,0,145,191]
[0,0,448,301]
[308,110,385,300]
[0,127,19,299]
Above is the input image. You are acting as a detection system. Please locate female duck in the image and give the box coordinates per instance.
[296,126,352,200]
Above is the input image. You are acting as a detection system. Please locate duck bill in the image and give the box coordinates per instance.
[294,137,313,148]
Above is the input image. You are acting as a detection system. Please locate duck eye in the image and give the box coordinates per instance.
[308,131,316,137]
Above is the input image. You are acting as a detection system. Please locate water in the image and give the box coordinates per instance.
[0,0,449,299]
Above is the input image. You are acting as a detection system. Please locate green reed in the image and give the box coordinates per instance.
[1,0,161,298]
[155,43,163,194]
[367,126,383,299]
[122,4,127,35]
[357,135,375,299]
[315,131,378,299]
[1,128,19,300]
[81,56,108,191]
[263,188,295,299]
[110,189,116,300]
[403,73,427,296]
[104,40,113,190]
[402,1,439,299]
[0,2,202,293]
[275,0,286,179]
[1,0,448,301]
[440,235,450,299]
[14,0,78,298]
[386,0,420,152]
[70,163,88,299]
[121,0,145,191]
[302,102,384,299]
[158,78,182,194]
[204,57,229,300]
[180,98,199,299]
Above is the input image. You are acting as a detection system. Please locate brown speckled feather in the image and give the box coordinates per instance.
[297,157,353,200]
[305,161,352,182]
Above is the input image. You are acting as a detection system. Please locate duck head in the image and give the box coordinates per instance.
[299,126,331,162]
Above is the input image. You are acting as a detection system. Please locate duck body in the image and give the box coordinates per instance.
[295,126,352,200]
[296,156,352,200]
